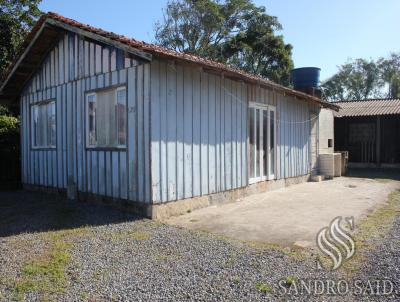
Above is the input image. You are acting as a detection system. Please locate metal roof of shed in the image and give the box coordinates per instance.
[333,98,400,117]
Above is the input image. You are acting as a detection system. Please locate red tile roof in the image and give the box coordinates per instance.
[1,12,338,110]
[333,98,400,117]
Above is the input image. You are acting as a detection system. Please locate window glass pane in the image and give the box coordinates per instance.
[263,109,268,177]
[255,109,260,177]
[32,102,56,148]
[99,90,116,146]
[97,89,116,146]
[270,110,275,176]
[117,89,126,145]
[51,102,56,146]
[88,95,97,145]
[249,108,255,178]
[48,102,56,147]
[88,87,127,148]
[39,104,47,147]
[32,106,39,147]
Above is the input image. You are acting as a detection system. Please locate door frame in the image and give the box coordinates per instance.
[248,102,276,184]
[310,111,319,174]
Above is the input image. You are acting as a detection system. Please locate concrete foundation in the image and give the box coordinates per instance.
[23,173,311,220]
[151,174,310,220]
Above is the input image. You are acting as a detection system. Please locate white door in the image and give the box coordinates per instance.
[249,103,276,184]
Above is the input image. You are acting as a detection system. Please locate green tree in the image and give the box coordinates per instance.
[0,0,42,79]
[155,0,293,85]
[322,58,384,101]
[377,53,400,98]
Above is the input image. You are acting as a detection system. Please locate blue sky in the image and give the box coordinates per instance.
[39,0,400,81]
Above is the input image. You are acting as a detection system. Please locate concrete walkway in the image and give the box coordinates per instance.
[166,177,400,247]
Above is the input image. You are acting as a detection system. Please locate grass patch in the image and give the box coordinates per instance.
[12,227,88,301]
[80,291,89,301]
[154,253,180,263]
[341,190,400,275]
[248,241,309,261]
[223,253,237,267]
[231,275,241,284]
[284,276,298,287]
[374,178,393,184]
[255,281,273,294]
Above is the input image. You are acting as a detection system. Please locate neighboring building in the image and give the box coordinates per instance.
[0,13,338,219]
[334,98,400,167]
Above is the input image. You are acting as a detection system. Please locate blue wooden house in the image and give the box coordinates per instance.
[0,13,338,219]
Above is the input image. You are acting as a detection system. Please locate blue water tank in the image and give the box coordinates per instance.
[291,67,321,90]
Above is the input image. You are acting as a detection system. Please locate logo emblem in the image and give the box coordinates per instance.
[316,216,355,270]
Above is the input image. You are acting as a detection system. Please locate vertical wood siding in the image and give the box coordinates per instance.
[20,33,151,203]
[150,60,248,203]
[150,60,318,203]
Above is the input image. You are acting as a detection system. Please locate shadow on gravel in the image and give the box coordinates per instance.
[346,168,400,181]
[0,190,142,238]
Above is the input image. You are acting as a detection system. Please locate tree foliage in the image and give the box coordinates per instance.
[0,104,19,154]
[0,0,42,79]
[0,115,19,137]
[155,0,293,85]
[377,53,400,99]
[322,53,400,101]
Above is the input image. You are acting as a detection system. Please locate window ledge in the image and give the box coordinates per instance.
[31,147,57,151]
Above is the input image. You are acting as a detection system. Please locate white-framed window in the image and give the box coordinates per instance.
[31,100,56,148]
[86,86,127,148]
[249,102,276,184]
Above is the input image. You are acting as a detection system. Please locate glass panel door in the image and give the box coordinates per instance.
[249,107,261,180]
[249,104,276,183]
[249,108,255,179]
[262,109,268,179]
[255,108,261,178]
[269,108,276,179]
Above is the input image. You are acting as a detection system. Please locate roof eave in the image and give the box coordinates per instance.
[0,17,153,102]
[0,21,48,95]
[0,12,339,111]
[45,18,152,62]
[152,52,339,110]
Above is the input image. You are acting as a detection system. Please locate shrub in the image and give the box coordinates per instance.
[0,115,19,138]
[0,110,20,185]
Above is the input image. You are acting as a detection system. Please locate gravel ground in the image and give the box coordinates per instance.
[351,215,400,301]
[0,190,399,301]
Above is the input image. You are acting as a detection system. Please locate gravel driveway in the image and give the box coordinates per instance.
[1,179,400,301]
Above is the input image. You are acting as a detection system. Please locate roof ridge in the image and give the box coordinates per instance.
[333,98,400,103]
[45,12,276,84]
[1,11,339,110]
[44,12,331,104]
